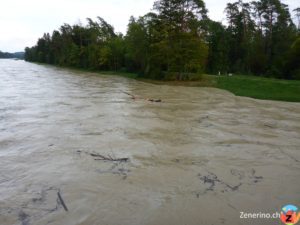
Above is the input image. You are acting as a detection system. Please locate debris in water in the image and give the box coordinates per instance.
[122,91,136,100]
[147,98,162,102]
[57,191,68,212]
[122,91,162,103]
[197,171,242,195]
[90,153,129,162]
[77,150,129,163]
[196,169,263,196]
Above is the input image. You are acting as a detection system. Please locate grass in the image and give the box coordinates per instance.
[135,74,300,102]
[214,75,300,102]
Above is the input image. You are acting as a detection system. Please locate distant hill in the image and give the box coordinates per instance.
[0,51,24,59]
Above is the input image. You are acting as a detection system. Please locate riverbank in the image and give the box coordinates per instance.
[26,61,300,102]
[215,75,300,102]
[97,71,300,102]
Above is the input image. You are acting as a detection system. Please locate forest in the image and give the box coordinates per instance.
[0,51,24,59]
[24,0,300,80]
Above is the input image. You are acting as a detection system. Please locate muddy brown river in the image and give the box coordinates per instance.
[0,59,299,225]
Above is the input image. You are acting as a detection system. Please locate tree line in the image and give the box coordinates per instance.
[25,0,300,80]
[0,51,24,59]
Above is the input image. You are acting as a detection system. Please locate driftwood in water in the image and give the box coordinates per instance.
[76,150,129,163]
[90,153,129,162]
[122,91,162,103]
[147,99,162,102]
[122,91,136,100]
[57,191,68,212]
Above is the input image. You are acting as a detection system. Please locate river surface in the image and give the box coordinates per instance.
[0,59,300,225]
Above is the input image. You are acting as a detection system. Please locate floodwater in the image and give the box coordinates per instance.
[0,59,299,225]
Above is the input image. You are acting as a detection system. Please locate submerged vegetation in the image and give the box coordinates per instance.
[25,0,300,81]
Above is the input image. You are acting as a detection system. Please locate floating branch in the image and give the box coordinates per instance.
[122,91,162,103]
[76,150,129,163]
[90,153,129,162]
[122,91,136,99]
[57,191,68,212]
[147,98,162,102]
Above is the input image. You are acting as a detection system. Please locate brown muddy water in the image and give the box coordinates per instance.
[0,59,299,225]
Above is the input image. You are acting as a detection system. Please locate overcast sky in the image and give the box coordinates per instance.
[0,0,298,52]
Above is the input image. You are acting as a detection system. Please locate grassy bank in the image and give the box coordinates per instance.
[133,73,300,102]
[215,75,300,102]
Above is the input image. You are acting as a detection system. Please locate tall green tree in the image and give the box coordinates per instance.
[225,0,255,73]
[125,16,151,73]
[206,20,230,74]
[257,0,296,76]
[151,0,208,79]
